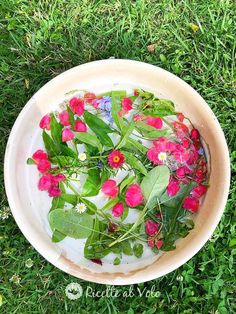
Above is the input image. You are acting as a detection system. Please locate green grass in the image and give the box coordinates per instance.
[0,0,235,313]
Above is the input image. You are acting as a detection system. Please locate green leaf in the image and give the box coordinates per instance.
[75,132,102,151]
[141,165,170,209]
[116,122,135,149]
[60,145,77,158]
[82,168,101,196]
[135,122,168,139]
[61,193,78,205]
[80,198,97,215]
[26,158,35,165]
[100,197,119,211]
[121,241,133,255]
[113,257,121,265]
[126,138,148,154]
[84,111,113,133]
[121,206,129,221]
[49,209,94,239]
[50,196,65,212]
[84,217,100,259]
[84,111,114,147]
[52,230,66,242]
[133,243,143,258]
[42,130,60,157]
[50,155,78,166]
[143,99,176,117]
[119,175,136,192]
[111,91,126,131]
[50,114,63,144]
[66,105,75,127]
[122,151,147,176]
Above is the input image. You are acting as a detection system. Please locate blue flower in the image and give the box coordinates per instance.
[198,147,205,156]
[97,96,113,125]
[97,160,102,169]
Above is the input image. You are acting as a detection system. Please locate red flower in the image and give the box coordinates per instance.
[191,128,200,140]
[53,173,66,183]
[177,113,185,122]
[39,114,51,130]
[101,179,119,198]
[32,150,48,163]
[147,147,161,165]
[145,220,159,236]
[112,203,125,217]
[108,150,125,168]
[133,114,145,122]
[147,238,155,248]
[84,92,96,104]
[37,159,51,173]
[121,97,132,111]
[48,186,62,197]
[176,166,192,179]
[191,184,207,198]
[125,184,143,207]
[156,239,163,250]
[74,120,87,132]
[38,174,53,191]
[146,117,163,129]
[69,97,85,116]
[62,128,74,142]
[59,110,70,126]
[167,177,180,197]
[183,196,199,213]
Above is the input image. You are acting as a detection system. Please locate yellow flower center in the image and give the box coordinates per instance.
[113,156,120,162]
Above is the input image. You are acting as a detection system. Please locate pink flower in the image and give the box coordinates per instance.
[167,177,180,197]
[156,239,163,250]
[108,150,125,168]
[183,196,199,213]
[38,174,53,191]
[125,184,143,207]
[39,114,51,130]
[112,203,125,217]
[177,113,185,122]
[91,98,100,108]
[147,238,155,248]
[101,179,119,198]
[145,220,159,236]
[147,147,161,165]
[84,92,96,104]
[48,186,62,197]
[191,184,207,198]
[37,159,51,173]
[182,138,190,148]
[191,128,200,140]
[53,173,66,183]
[121,98,132,111]
[133,114,145,122]
[32,150,48,162]
[62,128,74,142]
[195,168,205,181]
[74,120,87,132]
[153,137,169,152]
[146,117,163,129]
[59,110,70,126]
[69,97,85,116]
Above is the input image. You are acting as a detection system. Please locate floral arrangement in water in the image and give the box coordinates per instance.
[27,89,209,265]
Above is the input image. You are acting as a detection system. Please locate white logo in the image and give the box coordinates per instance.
[65,283,83,300]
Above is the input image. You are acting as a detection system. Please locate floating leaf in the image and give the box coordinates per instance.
[52,230,66,242]
[119,175,136,192]
[50,114,63,144]
[116,122,135,149]
[26,158,35,165]
[84,111,114,147]
[141,165,170,209]
[61,193,78,205]
[76,132,102,151]
[122,151,147,176]
[133,243,143,258]
[82,168,101,196]
[42,131,60,157]
[49,209,94,239]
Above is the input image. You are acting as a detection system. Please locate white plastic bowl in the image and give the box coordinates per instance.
[4,59,230,285]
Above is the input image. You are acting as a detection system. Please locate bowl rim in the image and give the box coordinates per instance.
[4,59,231,285]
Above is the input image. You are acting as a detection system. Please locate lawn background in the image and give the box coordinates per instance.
[0,0,235,313]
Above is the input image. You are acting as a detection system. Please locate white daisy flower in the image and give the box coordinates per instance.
[158,152,167,162]
[75,203,87,214]
[78,152,87,161]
